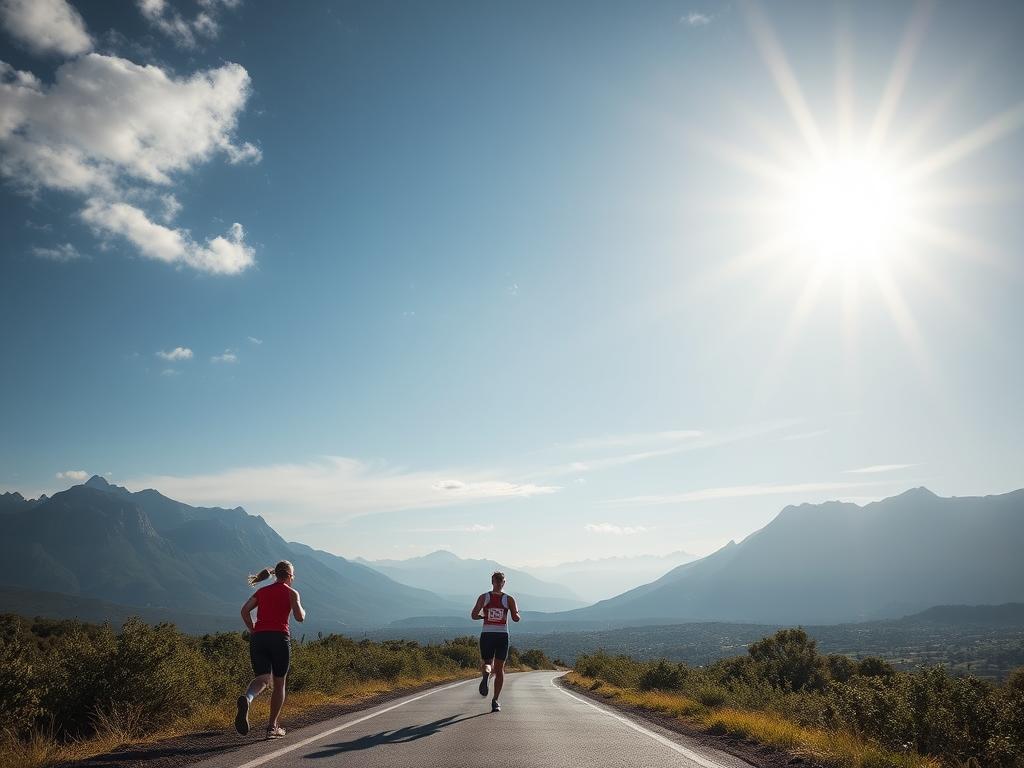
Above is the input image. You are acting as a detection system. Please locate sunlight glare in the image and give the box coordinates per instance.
[789,153,911,271]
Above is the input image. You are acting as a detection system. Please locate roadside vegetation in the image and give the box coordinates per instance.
[0,614,554,768]
[569,628,1024,768]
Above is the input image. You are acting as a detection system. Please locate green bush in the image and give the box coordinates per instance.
[747,628,829,692]
[573,626,1024,766]
[0,617,43,735]
[2,614,558,749]
[639,660,687,691]
[519,649,555,670]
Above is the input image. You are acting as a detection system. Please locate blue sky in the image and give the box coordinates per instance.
[2,0,1022,566]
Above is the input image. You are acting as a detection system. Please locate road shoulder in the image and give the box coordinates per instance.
[555,674,826,768]
[55,676,474,768]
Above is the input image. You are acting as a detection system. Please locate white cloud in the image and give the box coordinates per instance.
[682,12,711,27]
[32,242,81,261]
[843,463,921,474]
[82,201,255,274]
[0,53,259,274]
[605,481,874,506]
[0,0,92,56]
[211,349,237,363]
[247,336,262,345]
[0,54,259,192]
[585,523,649,535]
[136,0,240,48]
[156,346,193,361]
[55,469,89,482]
[160,193,182,222]
[160,368,179,376]
[124,456,560,525]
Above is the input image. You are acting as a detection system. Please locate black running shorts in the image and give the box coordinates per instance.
[479,632,510,662]
[250,631,290,677]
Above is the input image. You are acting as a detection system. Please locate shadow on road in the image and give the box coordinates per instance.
[304,712,489,758]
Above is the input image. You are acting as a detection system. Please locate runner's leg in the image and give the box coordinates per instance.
[493,658,505,700]
[269,675,286,729]
[246,674,270,700]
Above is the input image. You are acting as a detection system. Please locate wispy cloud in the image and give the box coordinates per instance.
[604,481,872,507]
[406,523,495,534]
[780,429,829,441]
[682,12,712,27]
[247,336,262,345]
[537,420,798,479]
[211,349,238,363]
[55,469,88,482]
[843,463,921,474]
[32,243,82,262]
[136,0,241,49]
[123,457,560,525]
[585,523,649,535]
[156,347,193,361]
[562,430,704,452]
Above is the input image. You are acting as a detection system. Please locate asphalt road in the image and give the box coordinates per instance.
[193,671,754,768]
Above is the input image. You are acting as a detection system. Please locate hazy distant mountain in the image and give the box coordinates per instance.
[0,476,457,630]
[555,488,1024,625]
[527,551,698,603]
[358,550,588,612]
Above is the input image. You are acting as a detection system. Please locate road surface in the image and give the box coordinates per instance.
[193,671,754,768]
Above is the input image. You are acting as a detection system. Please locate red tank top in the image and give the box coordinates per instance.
[253,581,292,634]
[481,591,510,633]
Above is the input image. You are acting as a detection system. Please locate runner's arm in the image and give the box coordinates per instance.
[290,588,306,622]
[508,595,521,622]
[471,593,486,620]
[241,594,258,631]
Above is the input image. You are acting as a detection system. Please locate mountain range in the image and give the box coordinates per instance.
[1,479,1020,631]
[0,476,457,630]
[548,487,1024,625]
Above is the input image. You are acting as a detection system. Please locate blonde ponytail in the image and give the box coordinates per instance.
[248,567,274,586]
[248,560,294,586]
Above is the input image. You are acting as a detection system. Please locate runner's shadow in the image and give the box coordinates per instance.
[305,712,489,758]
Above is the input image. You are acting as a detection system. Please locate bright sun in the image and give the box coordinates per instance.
[788,152,913,273]
[701,1,1023,374]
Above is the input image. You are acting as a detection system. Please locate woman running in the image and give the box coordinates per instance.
[235,560,305,739]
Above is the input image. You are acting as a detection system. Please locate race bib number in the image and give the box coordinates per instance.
[487,607,505,622]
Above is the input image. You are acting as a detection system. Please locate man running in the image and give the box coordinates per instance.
[471,571,520,712]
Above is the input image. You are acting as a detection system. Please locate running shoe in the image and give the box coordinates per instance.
[234,695,249,735]
[267,726,286,739]
[478,671,489,697]
[491,699,501,712]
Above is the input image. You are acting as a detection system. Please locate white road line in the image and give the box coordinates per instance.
[551,677,730,768]
[231,679,473,768]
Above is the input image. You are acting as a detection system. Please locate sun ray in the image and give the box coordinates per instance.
[692,132,800,187]
[866,1,933,153]
[744,1,828,161]
[905,102,1024,181]
[834,10,855,153]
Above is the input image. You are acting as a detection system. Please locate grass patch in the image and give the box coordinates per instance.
[563,673,938,768]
